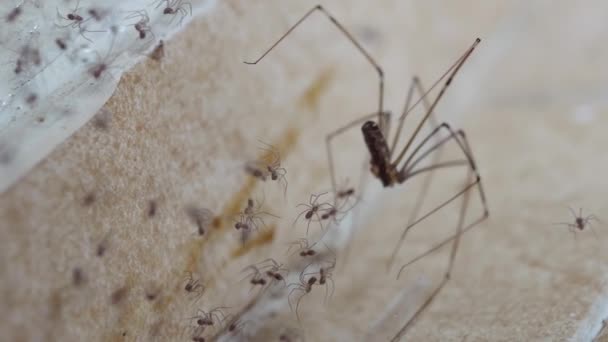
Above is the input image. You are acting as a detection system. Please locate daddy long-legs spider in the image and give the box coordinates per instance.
[245,5,489,338]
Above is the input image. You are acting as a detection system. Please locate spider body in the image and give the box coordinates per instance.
[183,271,205,302]
[362,120,396,186]
[555,207,599,235]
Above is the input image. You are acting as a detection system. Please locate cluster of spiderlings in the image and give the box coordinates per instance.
[213,5,495,341]
[0,0,198,192]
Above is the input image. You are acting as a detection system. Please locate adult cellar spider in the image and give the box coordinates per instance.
[245,5,489,338]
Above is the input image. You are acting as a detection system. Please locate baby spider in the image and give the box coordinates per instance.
[87,31,120,80]
[554,207,599,237]
[87,7,108,22]
[336,187,355,201]
[224,316,254,336]
[234,197,278,231]
[241,264,267,288]
[6,6,22,23]
[258,258,289,285]
[189,307,228,328]
[333,179,359,211]
[155,0,192,25]
[293,192,334,234]
[244,161,268,181]
[95,230,112,257]
[287,238,318,257]
[319,194,358,224]
[56,0,85,26]
[55,38,68,50]
[318,258,336,303]
[258,140,289,196]
[125,10,154,40]
[183,271,205,302]
[56,0,99,42]
[288,265,318,322]
[186,206,214,236]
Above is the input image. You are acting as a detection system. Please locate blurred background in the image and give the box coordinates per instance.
[2,0,608,340]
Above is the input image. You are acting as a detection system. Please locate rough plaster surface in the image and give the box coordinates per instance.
[2,1,608,341]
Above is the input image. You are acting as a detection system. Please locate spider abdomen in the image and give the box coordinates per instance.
[362,121,393,187]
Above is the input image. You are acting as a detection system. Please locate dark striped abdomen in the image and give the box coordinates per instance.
[362,121,393,187]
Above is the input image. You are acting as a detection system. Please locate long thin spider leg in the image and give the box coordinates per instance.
[398,123,468,174]
[292,207,310,226]
[252,216,267,230]
[401,133,454,174]
[323,276,336,304]
[401,127,484,203]
[183,2,192,15]
[386,159,447,270]
[287,286,304,312]
[326,111,391,205]
[257,139,280,164]
[396,213,487,276]
[389,77,418,156]
[312,191,329,204]
[192,289,203,303]
[240,265,261,282]
[244,5,385,127]
[305,213,315,236]
[152,0,169,9]
[391,177,478,279]
[258,210,280,219]
[457,130,489,209]
[390,77,438,158]
[313,211,325,233]
[588,222,599,238]
[287,239,307,255]
[393,38,481,167]
[280,175,289,198]
[391,127,488,272]
[294,291,309,322]
[257,258,280,269]
[405,160,470,178]
[210,307,230,323]
[567,206,577,219]
[183,270,194,281]
[308,193,317,205]
[391,180,471,341]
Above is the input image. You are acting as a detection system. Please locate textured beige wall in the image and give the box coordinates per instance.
[2,1,608,341]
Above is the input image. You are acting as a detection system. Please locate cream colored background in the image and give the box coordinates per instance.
[2,1,608,341]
